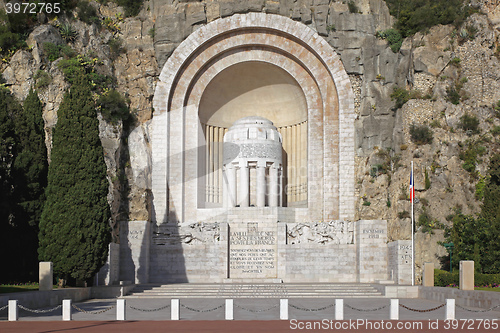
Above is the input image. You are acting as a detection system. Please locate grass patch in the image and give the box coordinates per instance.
[0,283,39,293]
[475,287,500,292]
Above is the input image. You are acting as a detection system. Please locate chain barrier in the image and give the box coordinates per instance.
[289,303,335,312]
[234,303,279,313]
[18,304,62,314]
[129,304,171,312]
[456,304,500,313]
[399,303,445,313]
[0,304,9,312]
[72,303,115,315]
[180,303,224,313]
[345,304,388,312]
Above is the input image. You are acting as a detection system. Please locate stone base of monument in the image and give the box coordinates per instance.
[223,279,283,283]
[116,218,413,284]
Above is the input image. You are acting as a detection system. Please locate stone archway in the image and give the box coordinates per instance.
[151,13,356,225]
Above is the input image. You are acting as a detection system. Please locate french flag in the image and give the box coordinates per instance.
[409,169,415,203]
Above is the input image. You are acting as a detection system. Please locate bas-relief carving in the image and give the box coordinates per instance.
[152,222,221,245]
[287,221,354,244]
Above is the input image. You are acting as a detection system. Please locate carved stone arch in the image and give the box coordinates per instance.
[152,13,355,225]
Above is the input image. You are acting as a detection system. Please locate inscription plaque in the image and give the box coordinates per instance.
[229,222,277,278]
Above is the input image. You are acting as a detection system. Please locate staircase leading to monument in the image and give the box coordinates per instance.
[125,283,384,298]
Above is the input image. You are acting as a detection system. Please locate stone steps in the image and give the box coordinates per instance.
[125,283,384,298]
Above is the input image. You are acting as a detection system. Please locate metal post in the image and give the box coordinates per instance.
[8,300,18,321]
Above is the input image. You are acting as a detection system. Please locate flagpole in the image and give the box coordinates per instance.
[411,161,415,286]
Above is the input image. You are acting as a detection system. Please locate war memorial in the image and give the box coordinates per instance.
[111,13,412,285]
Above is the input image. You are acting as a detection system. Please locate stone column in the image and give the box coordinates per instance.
[459,260,474,291]
[239,161,249,207]
[269,164,279,207]
[423,262,434,287]
[256,163,266,207]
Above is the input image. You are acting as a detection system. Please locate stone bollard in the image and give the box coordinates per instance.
[280,299,288,320]
[8,300,18,321]
[460,261,474,291]
[171,299,179,320]
[62,299,72,321]
[446,299,455,320]
[423,262,434,287]
[225,299,233,320]
[39,262,53,291]
[335,299,344,320]
[117,299,126,321]
[390,299,399,320]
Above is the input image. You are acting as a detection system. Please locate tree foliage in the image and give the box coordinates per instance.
[0,87,47,282]
[444,154,500,274]
[39,73,111,283]
[383,0,474,38]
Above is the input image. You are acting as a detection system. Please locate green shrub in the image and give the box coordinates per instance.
[97,89,130,123]
[459,141,486,175]
[434,269,459,287]
[57,58,85,84]
[34,70,52,89]
[116,0,144,17]
[43,43,75,62]
[424,168,431,190]
[347,1,360,14]
[148,28,155,38]
[459,113,480,134]
[390,86,409,109]
[398,211,410,219]
[410,123,433,145]
[108,37,125,60]
[376,29,402,53]
[491,126,500,136]
[58,23,78,43]
[384,0,475,38]
[450,57,461,67]
[77,0,100,25]
[446,85,461,105]
[475,273,500,287]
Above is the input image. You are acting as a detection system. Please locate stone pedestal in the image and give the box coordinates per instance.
[356,220,388,283]
[422,262,434,287]
[120,221,151,284]
[96,243,120,285]
[228,221,277,279]
[388,240,412,285]
[39,262,53,291]
[460,260,474,291]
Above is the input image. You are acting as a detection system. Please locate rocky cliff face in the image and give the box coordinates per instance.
[2,0,500,281]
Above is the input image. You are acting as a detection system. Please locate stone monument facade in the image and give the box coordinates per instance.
[117,13,410,284]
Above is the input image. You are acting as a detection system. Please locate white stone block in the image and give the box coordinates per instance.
[171,299,180,320]
[280,299,288,320]
[446,299,455,320]
[390,299,399,320]
[117,299,126,321]
[62,299,72,321]
[8,300,18,321]
[225,299,233,320]
[335,299,343,320]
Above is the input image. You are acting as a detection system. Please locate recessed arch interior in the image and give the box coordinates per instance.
[199,61,308,128]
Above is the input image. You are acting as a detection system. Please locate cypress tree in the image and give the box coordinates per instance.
[0,86,22,282]
[10,88,48,280]
[479,154,500,273]
[39,73,111,283]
